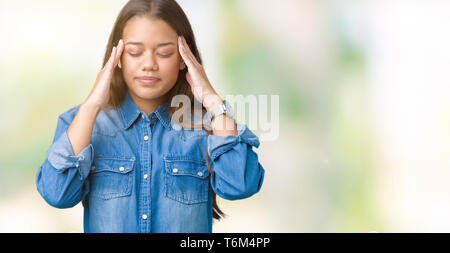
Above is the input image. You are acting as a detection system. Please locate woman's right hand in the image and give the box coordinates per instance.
[84,39,124,109]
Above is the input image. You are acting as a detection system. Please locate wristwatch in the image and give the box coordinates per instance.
[205,100,234,124]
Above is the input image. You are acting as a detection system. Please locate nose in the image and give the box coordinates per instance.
[142,53,158,71]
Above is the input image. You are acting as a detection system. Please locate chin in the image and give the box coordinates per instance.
[130,84,166,100]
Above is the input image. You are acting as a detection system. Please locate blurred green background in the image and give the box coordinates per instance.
[1,0,450,232]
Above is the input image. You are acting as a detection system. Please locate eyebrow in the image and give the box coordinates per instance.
[125,41,175,47]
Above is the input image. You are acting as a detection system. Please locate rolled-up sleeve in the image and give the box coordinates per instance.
[36,106,92,209]
[47,129,93,179]
[207,123,265,200]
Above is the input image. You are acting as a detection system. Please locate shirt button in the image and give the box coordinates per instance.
[197,171,203,177]
[172,168,178,173]
[151,115,155,120]
[143,174,148,179]
[144,136,149,141]
[119,167,125,172]
[142,214,148,220]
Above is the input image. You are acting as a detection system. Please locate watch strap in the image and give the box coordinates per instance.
[206,100,234,123]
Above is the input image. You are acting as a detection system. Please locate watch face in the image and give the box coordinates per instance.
[209,100,234,122]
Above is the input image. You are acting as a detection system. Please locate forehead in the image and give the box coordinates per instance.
[122,16,177,46]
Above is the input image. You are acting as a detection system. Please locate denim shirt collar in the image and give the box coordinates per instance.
[118,90,172,131]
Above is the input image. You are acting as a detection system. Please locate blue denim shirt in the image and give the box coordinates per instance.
[35,91,265,233]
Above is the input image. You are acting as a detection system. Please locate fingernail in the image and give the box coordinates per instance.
[118,39,123,46]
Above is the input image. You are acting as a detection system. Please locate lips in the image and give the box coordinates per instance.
[136,76,161,85]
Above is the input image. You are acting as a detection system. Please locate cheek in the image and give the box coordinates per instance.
[122,58,139,77]
[159,58,182,77]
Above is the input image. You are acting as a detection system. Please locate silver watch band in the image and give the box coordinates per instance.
[206,100,234,123]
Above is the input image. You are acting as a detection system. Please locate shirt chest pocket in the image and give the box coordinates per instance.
[89,157,135,200]
[164,157,210,205]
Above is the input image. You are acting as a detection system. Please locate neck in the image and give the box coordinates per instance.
[128,89,168,115]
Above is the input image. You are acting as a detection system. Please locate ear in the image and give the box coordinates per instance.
[180,60,186,70]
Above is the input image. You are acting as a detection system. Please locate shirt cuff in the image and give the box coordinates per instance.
[207,123,260,161]
[47,130,94,179]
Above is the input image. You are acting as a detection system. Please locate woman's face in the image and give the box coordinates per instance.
[119,16,185,101]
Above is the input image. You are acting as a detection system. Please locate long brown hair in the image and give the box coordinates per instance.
[100,0,225,221]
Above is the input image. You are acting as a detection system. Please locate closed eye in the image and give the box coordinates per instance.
[158,53,173,58]
[129,53,172,58]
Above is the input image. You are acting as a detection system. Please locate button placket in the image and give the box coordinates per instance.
[139,123,152,232]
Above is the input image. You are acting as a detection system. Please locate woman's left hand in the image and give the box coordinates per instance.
[178,36,223,111]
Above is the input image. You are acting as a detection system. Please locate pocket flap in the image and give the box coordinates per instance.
[92,157,135,174]
[164,158,209,179]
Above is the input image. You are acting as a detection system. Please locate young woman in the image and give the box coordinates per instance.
[36,0,265,233]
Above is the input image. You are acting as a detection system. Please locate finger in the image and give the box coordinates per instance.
[178,37,191,66]
[116,39,125,68]
[182,37,199,68]
[178,36,200,69]
[105,39,123,72]
[113,39,124,66]
[182,36,203,69]
[104,46,116,71]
